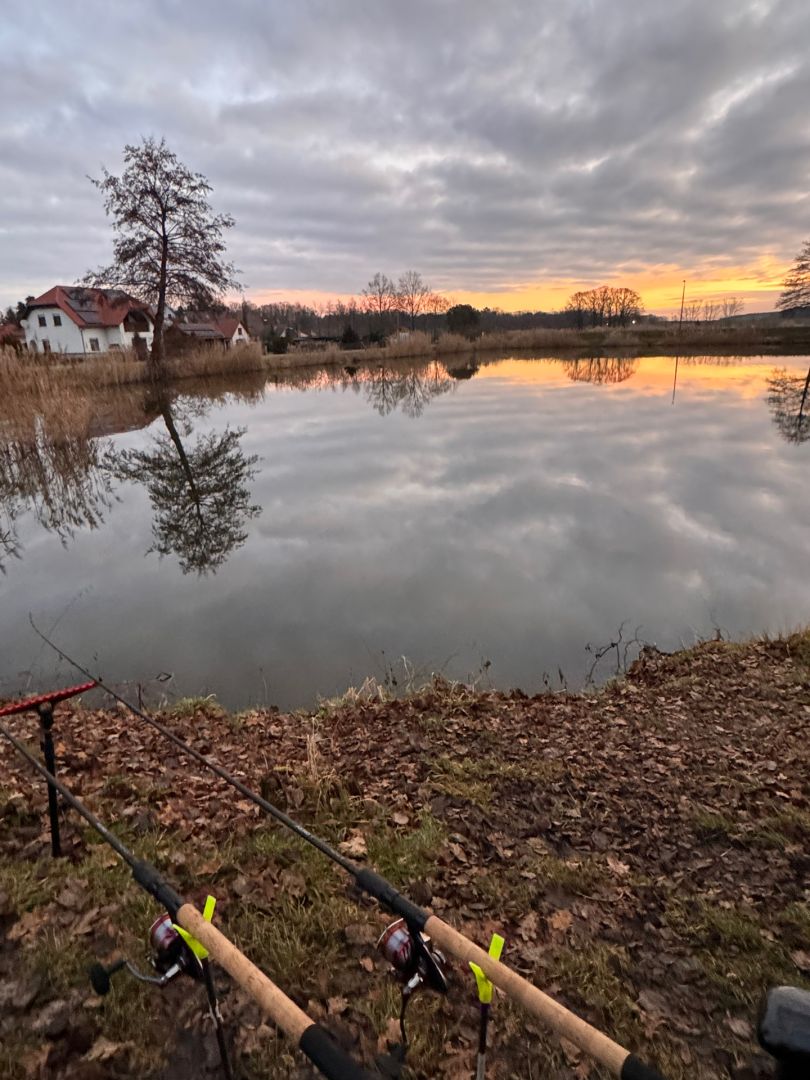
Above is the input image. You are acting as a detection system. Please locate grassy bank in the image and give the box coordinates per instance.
[3,320,810,401]
[0,632,808,1078]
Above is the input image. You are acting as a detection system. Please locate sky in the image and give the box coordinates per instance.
[1,0,809,316]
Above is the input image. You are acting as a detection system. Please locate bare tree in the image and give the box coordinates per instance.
[424,292,449,317]
[683,299,703,323]
[611,286,643,325]
[85,137,240,379]
[362,273,397,330]
[563,286,642,327]
[777,239,810,311]
[720,296,744,319]
[701,300,720,322]
[397,271,431,330]
[564,291,590,328]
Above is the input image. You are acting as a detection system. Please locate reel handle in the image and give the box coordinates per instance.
[89,958,126,996]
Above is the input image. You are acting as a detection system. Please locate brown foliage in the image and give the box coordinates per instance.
[0,633,808,1077]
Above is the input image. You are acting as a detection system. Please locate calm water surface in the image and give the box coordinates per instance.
[2,354,809,708]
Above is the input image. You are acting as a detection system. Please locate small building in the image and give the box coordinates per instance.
[214,316,250,346]
[165,317,250,352]
[21,286,154,355]
[163,321,227,355]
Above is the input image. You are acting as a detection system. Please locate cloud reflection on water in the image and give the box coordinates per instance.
[1,354,808,708]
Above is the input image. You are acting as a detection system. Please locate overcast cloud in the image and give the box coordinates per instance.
[1,0,809,310]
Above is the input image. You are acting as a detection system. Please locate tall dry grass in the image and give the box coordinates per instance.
[2,319,808,411]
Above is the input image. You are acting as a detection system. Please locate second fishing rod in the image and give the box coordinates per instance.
[32,620,666,1080]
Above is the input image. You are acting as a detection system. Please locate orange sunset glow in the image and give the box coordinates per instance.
[473,355,782,400]
[248,254,789,318]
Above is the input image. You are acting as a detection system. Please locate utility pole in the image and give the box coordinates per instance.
[678,279,686,331]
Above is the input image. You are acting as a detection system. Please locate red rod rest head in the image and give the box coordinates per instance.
[0,681,97,718]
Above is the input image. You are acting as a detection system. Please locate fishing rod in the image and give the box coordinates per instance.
[30,621,667,1080]
[0,717,370,1080]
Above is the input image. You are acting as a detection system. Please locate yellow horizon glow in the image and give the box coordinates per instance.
[245,254,788,318]
[473,354,789,399]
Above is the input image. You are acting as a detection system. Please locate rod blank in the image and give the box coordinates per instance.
[29,621,666,1079]
[0,721,368,1080]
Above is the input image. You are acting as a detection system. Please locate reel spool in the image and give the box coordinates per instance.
[377,917,448,997]
[89,911,203,995]
[375,919,448,1075]
[149,912,203,980]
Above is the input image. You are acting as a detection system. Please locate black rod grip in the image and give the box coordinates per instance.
[298,1024,370,1079]
[621,1053,667,1080]
[353,868,429,930]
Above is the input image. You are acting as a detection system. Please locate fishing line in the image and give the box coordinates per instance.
[29,617,667,1080]
[0,716,369,1080]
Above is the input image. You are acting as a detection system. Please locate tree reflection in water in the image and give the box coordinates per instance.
[445,359,480,381]
[767,365,810,444]
[107,391,260,574]
[0,425,114,573]
[562,357,639,385]
[362,359,453,417]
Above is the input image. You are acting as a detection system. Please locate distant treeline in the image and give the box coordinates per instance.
[216,290,666,344]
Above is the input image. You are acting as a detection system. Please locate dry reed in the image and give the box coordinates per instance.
[2,318,808,408]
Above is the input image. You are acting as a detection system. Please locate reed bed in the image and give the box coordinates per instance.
[2,319,808,408]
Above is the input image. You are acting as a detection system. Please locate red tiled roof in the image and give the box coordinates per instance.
[215,316,238,338]
[27,286,149,329]
[214,316,246,339]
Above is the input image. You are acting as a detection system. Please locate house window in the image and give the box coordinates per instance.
[42,339,51,353]
[89,338,100,352]
[38,315,47,327]
[53,314,62,326]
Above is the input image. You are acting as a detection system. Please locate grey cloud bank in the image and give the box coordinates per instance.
[1,0,809,308]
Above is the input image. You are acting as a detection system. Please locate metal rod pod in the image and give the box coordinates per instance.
[37,703,61,857]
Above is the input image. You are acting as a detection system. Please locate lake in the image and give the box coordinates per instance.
[1,353,809,709]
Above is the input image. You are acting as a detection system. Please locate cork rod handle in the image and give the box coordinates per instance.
[176,904,369,1079]
[425,915,663,1080]
[178,903,311,1042]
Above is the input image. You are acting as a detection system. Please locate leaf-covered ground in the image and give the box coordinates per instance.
[0,634,808,1080]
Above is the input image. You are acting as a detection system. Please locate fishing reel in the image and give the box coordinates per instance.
[377,917,448,1001]
[89,912,203,996]
[375,918,447,1076]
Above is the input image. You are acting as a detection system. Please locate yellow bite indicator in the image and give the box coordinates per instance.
[469,933,505,1004]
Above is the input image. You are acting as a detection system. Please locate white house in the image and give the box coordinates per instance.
[213,316,250,346]
[22,286,154,355]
